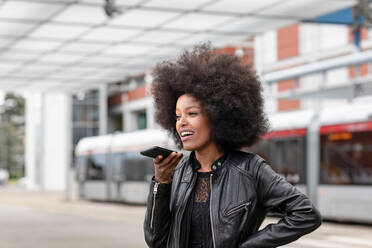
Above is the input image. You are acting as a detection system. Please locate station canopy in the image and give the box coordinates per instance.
[0,0,357,93]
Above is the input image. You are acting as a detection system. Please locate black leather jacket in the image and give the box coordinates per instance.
[144,150,322,248]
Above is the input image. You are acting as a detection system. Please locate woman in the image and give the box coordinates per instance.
[144,44,321,248]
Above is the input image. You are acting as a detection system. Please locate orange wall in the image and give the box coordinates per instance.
[277,24,299,60]
[127,84,147,101]
[278,99,300,111]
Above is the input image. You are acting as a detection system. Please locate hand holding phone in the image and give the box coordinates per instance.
[140,146,182,184]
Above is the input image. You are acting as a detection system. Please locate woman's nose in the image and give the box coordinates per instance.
[178,115,188,126]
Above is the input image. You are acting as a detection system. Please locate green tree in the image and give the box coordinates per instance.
[0,93,25,179]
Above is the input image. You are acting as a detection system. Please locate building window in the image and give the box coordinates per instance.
[137,111,147,130]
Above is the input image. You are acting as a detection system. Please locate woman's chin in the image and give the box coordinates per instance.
[182,143,196,151]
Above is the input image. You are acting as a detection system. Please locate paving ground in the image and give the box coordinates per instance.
[1,186,372,248]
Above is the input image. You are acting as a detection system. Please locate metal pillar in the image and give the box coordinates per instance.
[306,113,320,207]
[306,71,324,207]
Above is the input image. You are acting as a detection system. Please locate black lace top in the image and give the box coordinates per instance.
[179,151,229,248]
[189,171,212,248]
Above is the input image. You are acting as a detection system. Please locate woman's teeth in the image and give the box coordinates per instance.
[181,131,194,137]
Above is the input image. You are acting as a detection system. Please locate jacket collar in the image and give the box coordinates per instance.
[189,150,229,172]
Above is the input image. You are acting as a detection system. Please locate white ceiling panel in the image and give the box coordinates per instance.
[29,24,91,40]
[74,61,107,68]
[53,5,108,24]
[132,30,189,44]
[83,55,125,65]
[109,9,181,28]
[123,57,156,67]
[59,42,108,54]
[94,72,126,81]
[80,27,142,42]
[0,38,13,49]
[163,13,234,31]
[216,16,295,33]
[202,0,283,14]
[0,22,36,36]
[258,0,357,19]
[48,70,83,78]
[102,43,155,56]
[21,81,62,92]
[144,0,213,10]
[0,79,29,88]
[11,40,63,52]
[37,53,85,64]
[44,75,82,81]
[18,64,61,75]
[0,51,41,62]
[0,62,23,73]
[147,46,184,60]
[0,1,64,21]
[55,66,100,75]
[177,33,249,47]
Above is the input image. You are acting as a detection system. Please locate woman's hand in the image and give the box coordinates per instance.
[154,152,183,184]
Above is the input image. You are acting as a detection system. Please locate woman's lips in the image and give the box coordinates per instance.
[181,134,193,142]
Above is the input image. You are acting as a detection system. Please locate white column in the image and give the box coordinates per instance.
[146,104,155,129]
[64,94,74,200]
[42,93,71,191]
[124,110,135,132]
[99,84,108,135]
[24,93,42,190]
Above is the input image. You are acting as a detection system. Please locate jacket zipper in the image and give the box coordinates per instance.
[225,201,251,216]
[150,181,159,230]
[210,173,216,248]
[174,175,196,248]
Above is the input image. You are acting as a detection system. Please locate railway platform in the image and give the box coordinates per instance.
[1,186,372,248]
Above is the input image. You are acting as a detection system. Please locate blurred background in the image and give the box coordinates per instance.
[1,0,372,247]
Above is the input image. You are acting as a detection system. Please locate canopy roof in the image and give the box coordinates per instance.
[0,0,356,93]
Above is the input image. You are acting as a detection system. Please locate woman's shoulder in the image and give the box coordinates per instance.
[227,150,266,177]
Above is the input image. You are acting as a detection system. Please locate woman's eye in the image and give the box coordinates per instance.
[175,115,181,120]
[189,112,198,116]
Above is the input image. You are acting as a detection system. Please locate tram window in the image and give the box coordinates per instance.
[75,155,87,181]
[86,153,106,180]
[112,153,125,181]
[320,131,372,185]
[121,152,154,182]
[272,138,306,185]
[251,137,306,185]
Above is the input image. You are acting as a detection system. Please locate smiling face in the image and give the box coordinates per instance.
[175,94,214,151]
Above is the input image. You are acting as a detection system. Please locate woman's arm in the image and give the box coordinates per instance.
[143,180,172,248]
[239,161,322,248]
[143,152,183,248]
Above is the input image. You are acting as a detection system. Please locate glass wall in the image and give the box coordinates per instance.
[72,90,99,152]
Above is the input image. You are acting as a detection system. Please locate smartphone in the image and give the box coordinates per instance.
[140,146,176,159]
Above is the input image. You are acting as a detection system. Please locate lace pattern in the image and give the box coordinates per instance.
[193,173,211,203]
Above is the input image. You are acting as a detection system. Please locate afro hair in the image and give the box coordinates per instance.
[151,43,269,150]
